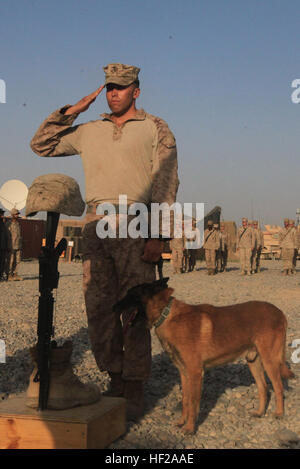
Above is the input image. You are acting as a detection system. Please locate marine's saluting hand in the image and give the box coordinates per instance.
[65,85,105,115]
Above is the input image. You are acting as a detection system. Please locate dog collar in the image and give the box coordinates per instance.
[154,296,174,329]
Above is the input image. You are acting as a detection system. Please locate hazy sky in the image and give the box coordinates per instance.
[0,0,300,227]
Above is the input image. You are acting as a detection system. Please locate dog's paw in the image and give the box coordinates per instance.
[250,410,264,418]
[175,418,185,428]
[181,424,196,435]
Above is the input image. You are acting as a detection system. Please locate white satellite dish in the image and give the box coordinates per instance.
[0,179,28,211]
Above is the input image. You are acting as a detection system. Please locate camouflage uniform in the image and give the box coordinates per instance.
[236,219,255,275]
[6,215,22,279]
[203,222,220,275]
[30,66,179,381]
[170,236,185,274]
[289,220,298,273]
[252,221,264,273]
[0,211,8,280]
[279,219,295,274]
[218,223,229,272]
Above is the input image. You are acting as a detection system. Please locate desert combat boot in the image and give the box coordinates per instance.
[26,340,101,410]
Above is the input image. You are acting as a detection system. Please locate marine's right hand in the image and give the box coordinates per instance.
[65,85,105,115]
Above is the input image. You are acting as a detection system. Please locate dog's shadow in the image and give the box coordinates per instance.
[145,351,292,427]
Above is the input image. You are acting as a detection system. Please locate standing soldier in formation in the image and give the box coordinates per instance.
[219,222,229,272]
[289,219,298,273]
[170,235,185,274]
[6,208,23,281]
[279,218,295,275]
[252,220,264,273]
[0,209,8,281]
[203,220,220,275]
[236,217,255,276]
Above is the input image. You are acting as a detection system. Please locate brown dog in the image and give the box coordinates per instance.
[114,278,294,434]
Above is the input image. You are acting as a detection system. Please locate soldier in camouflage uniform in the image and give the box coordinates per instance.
[6,208,23,281]
[170,235,185,274]
[279,218,295,275]
[236,217,255,275]
[289,219,298,273]
[30,63,179,421]
[0,209,8,281]
[203,220,220,275]
[218,222,229,272]
[252,220,264,273]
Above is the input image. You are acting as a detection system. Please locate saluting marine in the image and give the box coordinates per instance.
[30,63,179,421]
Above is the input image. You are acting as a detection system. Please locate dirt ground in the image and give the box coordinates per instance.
[0,258,299,449]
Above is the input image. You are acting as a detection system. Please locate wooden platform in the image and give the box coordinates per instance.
[0,393,126,449]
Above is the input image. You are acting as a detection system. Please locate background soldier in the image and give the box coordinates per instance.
[290,219,298,273]
[279,218,295,275]
[236,217,255,275]
[252,220,264,273]
[203,220,220,275]
[0,209,8,281]
[170,235,185,274]
[6,208,23,281]
[30,63,179,421]
[219,222,229,272]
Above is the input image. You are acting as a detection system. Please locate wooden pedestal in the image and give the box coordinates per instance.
[0,393,126,449]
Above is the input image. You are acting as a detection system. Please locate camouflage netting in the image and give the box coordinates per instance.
[25,173,85,217]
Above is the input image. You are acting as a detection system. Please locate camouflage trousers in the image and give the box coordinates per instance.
[7,249,21,275]
[172,248,183,273]
[281,248,294,270]
[82,214,156,381]
[205,249,216,270]
[238,247,252,272]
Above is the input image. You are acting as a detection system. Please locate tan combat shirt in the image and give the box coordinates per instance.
[236,226,255,250]
[203,229,220,250]
[30,107,179,210]
[279,227,296,249]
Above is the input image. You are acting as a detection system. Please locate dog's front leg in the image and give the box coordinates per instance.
[175,371,188,428]
[182,369,203,435]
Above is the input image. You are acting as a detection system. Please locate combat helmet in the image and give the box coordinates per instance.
[25,174,85,217]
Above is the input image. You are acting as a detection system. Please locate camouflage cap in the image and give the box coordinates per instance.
[289,219,295,224]
[25,174,85,217]
[253,220,258,224]
[242,217,248,222]
[103,63,140,86]
[284,218,289,223]
[11,208,20,216]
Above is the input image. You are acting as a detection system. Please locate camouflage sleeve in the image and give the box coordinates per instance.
[30,106,82,157]
[146,114,179,238]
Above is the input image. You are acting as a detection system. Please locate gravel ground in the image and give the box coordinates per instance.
[0,258,299,449]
